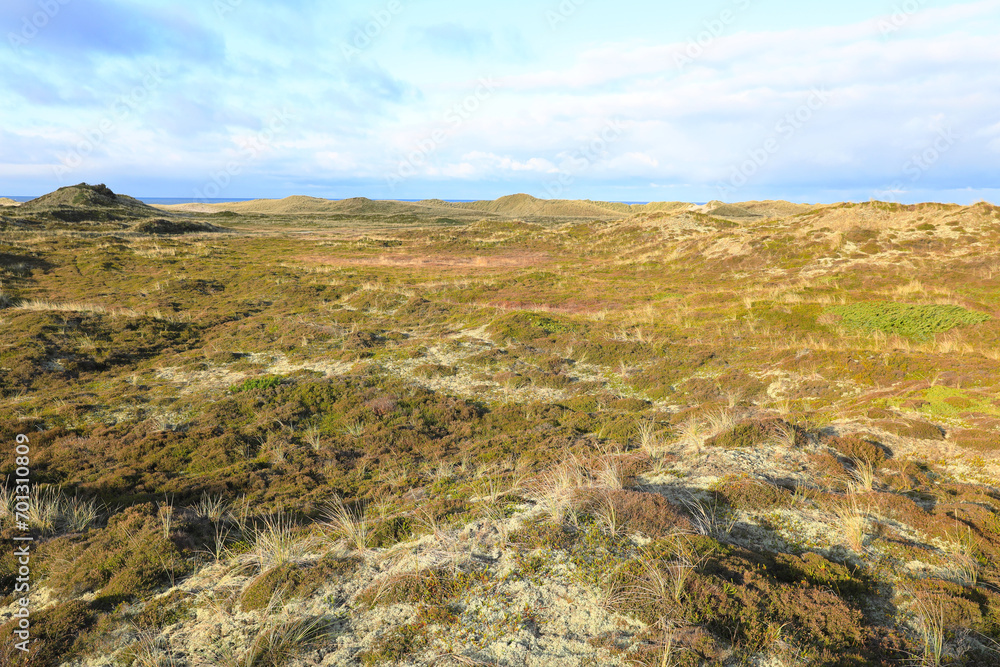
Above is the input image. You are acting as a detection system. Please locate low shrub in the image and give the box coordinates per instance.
[825,302,990,340]
[829,434,888,467]
[874,419,945,441]
[707,418,803,449]
[241,554,360,612]
[232,374,285,393]
[580,488,692,538]
[715,476,793,510]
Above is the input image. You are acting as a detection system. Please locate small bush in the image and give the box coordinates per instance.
[580,488,692,538]
[233,375,284,392]
[241,555,360,611]
[707,418,802,449]
[359,623,428,665]
[0,600,94,665]
[829,434,888,467]
[825,302,990,340]
[489,311,571,341]
[715,476,793,510]
[874,419,945,441]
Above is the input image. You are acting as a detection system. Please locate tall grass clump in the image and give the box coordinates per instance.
[323,497,372,554]
[242,513,319,573]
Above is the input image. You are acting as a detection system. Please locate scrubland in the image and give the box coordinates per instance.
[1,189,1000,666]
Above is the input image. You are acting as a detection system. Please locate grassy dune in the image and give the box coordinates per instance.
[1,188,999,666]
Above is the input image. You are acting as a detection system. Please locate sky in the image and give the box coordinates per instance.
[1,0,999,204]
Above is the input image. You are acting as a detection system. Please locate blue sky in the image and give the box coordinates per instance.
[2,0,998,203]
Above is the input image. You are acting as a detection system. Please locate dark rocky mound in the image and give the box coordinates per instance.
[133,218,222,235]
[17,183,162,222]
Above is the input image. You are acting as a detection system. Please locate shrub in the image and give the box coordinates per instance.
[874,419,945,441]
[950,428,1000,452]
[0,600,94,665]
[359,623,428,665]
[715,476,793,510]
[580,488,692,538]
[829,434,888,467]
[41,503,190,606]
[233,374,285,392]
[706,418,803,449]
[488,311,571,341]
[241,555,360,612]
[825,302,990,340]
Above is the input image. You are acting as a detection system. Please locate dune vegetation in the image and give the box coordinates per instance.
[1,184,999,666]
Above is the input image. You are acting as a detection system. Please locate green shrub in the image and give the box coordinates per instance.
[40,504,190,606]
[233,375,285,392]
[488,311,571,341]
[0,600,95,665]
[874,419,945,441]
[825,302,990,340]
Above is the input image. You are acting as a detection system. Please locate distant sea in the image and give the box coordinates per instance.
[3,196,660,205]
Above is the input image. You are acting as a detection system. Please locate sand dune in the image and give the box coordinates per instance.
[155,193,743,220]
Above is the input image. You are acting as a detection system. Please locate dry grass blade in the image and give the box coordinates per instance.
[323,497,372,553]
[677,418,706,455]
[704,408,736,438]
[239,512,319,573]
[593,491,624,536]
[529,460,586,525]
[832,495,869,553]
[240,616,333,667]
[908,593,946,667]
[680,494,734,538]
[129,630,178,667]
[848,459,877,492]
[594,453,626,490]
[194,493,229,524]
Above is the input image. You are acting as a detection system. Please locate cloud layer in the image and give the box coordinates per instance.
[1,0,997,203]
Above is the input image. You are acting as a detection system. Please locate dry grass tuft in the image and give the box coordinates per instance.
[529,459,587,525]
[832,494,869,553]
[240,513,320,573]
[323,497,372,554]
